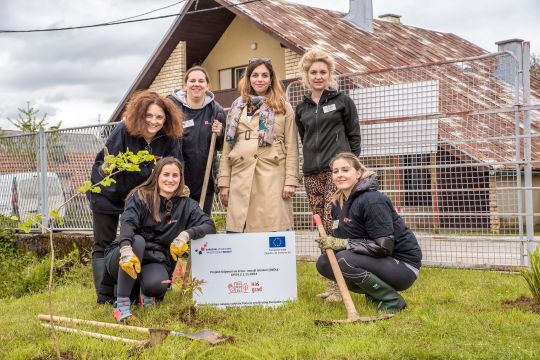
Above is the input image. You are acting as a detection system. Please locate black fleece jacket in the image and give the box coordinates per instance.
[333,175,422,269]
[107,192,215,271]
[295,89,361,175]
[169,92,226,199]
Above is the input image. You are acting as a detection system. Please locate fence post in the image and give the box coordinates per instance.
[38,127,49,232]
[522,42,535,258]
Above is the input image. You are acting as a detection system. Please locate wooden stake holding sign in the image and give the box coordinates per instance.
[312,214,394,325]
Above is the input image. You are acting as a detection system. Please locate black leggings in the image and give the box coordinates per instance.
[316,250,417,291]
[105,235,170,298]
[92,212,119,258]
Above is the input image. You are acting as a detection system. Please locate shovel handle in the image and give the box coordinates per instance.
[41,323,146,345]
[199,132,217,208]
[38,314,150,334]
[313,215,361,321]
[182,132,218,296]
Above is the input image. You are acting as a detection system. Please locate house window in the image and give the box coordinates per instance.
[219,66,246,90]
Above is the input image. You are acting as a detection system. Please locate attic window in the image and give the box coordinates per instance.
[219,66,246,90]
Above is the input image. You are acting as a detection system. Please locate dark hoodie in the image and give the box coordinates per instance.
[295,89,361,175]
[332,175,422,269]
[169,89,226,205]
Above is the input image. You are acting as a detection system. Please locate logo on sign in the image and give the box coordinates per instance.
[269,236,286,248]
[197,241,209,255]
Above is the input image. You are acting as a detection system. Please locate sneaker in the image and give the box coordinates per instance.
[113,297,136,322]
[139,293,156,308]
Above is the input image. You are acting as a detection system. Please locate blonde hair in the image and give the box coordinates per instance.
[298,47,338,90]
[238,59,287,114]
[330,152,375,207]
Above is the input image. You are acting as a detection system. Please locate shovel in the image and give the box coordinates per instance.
[312,215,394,325]
[177,130,218,291]
[38,314,233,346]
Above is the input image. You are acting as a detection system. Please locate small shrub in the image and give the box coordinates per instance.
[520,246,540,302]
[0,246,88,299]
[212,214,226,231]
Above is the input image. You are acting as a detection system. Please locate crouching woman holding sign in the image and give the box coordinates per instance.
[102,157,216,322]
[316,153,422,313]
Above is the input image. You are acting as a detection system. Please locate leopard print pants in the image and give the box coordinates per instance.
[304,172,336,236]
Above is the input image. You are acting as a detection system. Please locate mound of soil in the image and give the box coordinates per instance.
[503,296,540,314]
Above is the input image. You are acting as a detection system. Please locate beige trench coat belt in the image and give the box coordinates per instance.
[235,130,253,141]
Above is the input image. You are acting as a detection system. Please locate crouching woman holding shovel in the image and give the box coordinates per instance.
[315,153,422,313]
[102,157,216,322]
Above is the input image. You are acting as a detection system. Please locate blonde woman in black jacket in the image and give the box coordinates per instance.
[295,48,360,302]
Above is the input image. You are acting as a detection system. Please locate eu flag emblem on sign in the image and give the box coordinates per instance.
[269,236,286,248]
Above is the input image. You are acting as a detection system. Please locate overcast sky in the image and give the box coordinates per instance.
[0,0,538,130]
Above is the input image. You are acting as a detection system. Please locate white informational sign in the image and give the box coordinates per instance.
[191,231,297,308]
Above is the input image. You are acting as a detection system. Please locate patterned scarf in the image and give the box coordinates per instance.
[225,95,275,147]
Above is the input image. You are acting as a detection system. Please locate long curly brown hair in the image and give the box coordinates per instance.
[123,90,184,138]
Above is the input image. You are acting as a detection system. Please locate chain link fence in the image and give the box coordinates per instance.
[1,51,539,267]
[287,51,540,267]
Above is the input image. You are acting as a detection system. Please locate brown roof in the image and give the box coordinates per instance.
[110,0,511,122]
[109,0,539,169]
[219,0,487,72]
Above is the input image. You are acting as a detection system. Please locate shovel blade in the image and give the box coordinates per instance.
[171,329,233,345]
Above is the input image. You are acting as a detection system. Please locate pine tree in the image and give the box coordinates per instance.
[531,54,540,78]
[7,102,61,132]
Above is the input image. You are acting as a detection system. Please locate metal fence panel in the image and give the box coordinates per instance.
[286,52,540,266]
[1,52,538,267]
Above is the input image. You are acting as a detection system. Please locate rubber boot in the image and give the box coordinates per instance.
[354,273,406,313]
[114,297,136,322]
[365,294,380,307]
[92,257,115,304]
[92,257,105,297]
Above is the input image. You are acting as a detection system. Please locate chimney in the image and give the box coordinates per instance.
[344,0,373,33]
[494,38,524,86]
[378,13,401,24]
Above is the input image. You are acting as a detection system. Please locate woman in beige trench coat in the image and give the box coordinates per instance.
[218,58,299,232]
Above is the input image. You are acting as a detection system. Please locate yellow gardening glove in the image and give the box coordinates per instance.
[119,245,141,279]
[170,231,190,261]
[315,236,348,251]
[100,147,116,175]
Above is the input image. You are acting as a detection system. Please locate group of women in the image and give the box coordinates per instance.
[88,48,422,322]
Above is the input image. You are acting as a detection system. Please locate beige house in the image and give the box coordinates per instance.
[109,0,540,233]
[110,0,500,120]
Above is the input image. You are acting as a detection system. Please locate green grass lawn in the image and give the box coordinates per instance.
[1,263,539,359]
